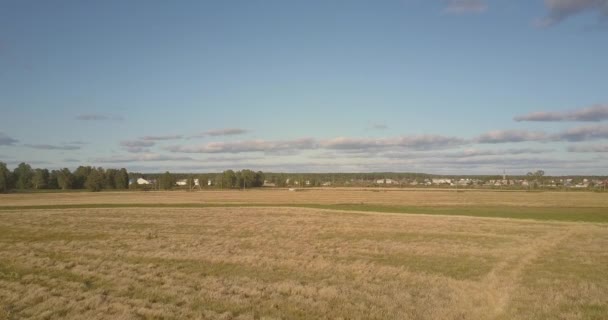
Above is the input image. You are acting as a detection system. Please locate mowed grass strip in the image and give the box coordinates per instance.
[1,203,607,223]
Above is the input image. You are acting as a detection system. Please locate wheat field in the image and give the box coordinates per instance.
[1,190,607,319]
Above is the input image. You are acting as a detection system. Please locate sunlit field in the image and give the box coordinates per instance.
[1,190,607,319]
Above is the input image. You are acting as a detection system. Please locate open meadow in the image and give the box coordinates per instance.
[1,189,607,319]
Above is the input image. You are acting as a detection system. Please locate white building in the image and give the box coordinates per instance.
[176,179,200,187]
[137,178,152,185]
[432,178,452,185]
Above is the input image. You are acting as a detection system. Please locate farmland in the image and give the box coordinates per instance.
[1,189,607,319]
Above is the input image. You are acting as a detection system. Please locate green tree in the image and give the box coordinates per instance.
[105,168,117,189]
[115,168,129,189]
[32,168,50,189]
[160,171,175,190]
[73,166,93,189]
[0,162,10,193]
[57,168,74,190]
[48,170,60,189]
[527,170,545,189]
[13,162,33,190]
[255,171,264,187]
[85,168,105,192]
[222,170,236,189]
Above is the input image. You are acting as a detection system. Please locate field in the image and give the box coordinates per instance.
[1,189,607,319]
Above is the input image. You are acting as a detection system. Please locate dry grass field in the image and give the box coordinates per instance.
[1,188,608,208]
[1,190,607,319]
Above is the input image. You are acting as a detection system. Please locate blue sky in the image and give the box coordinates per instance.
[1,0,607,174]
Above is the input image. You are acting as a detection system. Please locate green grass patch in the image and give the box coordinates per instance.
[1,203,607,223]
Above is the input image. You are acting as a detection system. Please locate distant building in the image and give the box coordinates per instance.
[137,178,152,185]
[432,178,451,185]
[263,180,276,187]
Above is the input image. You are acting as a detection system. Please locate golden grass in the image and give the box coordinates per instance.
[1,188,608,207]
[1,205,607,319]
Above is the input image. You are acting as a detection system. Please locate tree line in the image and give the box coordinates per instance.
[0,162,129,193]
[134,169,265,190]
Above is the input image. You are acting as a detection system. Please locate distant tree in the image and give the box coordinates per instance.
[48,170,60,189]
[32,168,50,189]
[85,168,105,192]
[0,162,10,193]
[115,168,129,189]
[13,162,33,190]
[160,171,175,190]
[73,166,93,189]
[222,170,236,189]
[57,168,74,190]
[213,173,222,188]
[526,170,545,189]
[105,168,117,189]
[255,171,264,187]
[198,174,210,188]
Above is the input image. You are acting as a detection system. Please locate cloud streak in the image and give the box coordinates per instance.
[0,132,18,146]
[370,123,388,130]
[166,138,317,154]
[568,144,608,152]
[24,144,81,150]
[166,135,466,154]
[76,114,123,121]
[120,140,155,148]
[514,104,608,122]
[444,0,487,14]
[321,135,466,151]
[539,0,608,26]
[120,140,155,153]
[476,124,608,144]
[556,123,608,141]
[204,128,249,137]
[475,130,549,144]
[140,134,183,141]
[93,154,196,163]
